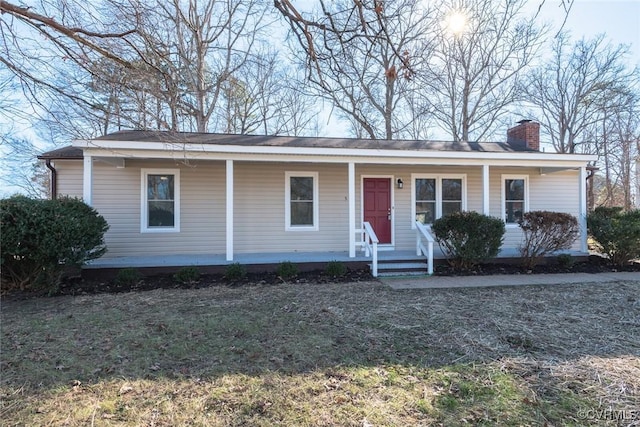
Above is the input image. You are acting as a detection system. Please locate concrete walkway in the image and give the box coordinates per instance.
[381,271,640,289]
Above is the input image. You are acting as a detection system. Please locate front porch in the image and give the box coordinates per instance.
[82,247,588,279]
[79,149,591,267]
[84,249,426,270]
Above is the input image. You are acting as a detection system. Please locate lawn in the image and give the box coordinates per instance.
[1,279,639,426]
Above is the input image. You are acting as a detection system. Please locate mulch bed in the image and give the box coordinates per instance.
[436,254,640,276]
[4,255,638,299]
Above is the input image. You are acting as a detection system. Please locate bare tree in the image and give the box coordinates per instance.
[585,87,640,209]
[220,52,319,135]
[1,0,274,134]
[419,0,545,142]
[522,33,635,154]
[277,0,433,140]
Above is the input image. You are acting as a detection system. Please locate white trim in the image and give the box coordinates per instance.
[411,173,467,227]
[83,155,93,205]
[226,160,234,261]
[361,175,395,247]
[482,165,490,215]
[348,162,356,257]
[285,171,319,231]
[579,166,588,252]
[74,139,597,163]
[141,168,181,233]
[501,174,529,225]
[79,147,593,169]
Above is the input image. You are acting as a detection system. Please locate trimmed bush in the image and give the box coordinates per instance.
[224,263,247,281]
[276,261,298,279]
[115,268,141,286]
[325,260,347,277]
[587,207,640,266]
[432,211,505,270]
[1,195,109,292]
[556,253,576,269]
[518,211,579,270]
[174,266,200,285]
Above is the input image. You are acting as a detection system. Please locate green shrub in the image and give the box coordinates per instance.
[1,195,109,292]
[224,262,247,281]
[556,253,575,269]
[276,261,298,279]
[518,211,579,270]
[174,266,200,285]
[325,260,347,277]
[587,207,640,266]
[432,211,505,271]
[115,268,141,286]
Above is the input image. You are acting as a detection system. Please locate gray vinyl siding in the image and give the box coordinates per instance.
[92,160,226,258]
[54,160,83,198]
[490,167,581,252]
[234,162,349,253]
[53,158,585,259]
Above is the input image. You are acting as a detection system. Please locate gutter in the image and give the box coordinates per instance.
[44,159,57,200]
[72,139,599,163]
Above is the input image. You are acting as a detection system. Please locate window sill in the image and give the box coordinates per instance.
[141,227,181,233]
[285,226,319,232]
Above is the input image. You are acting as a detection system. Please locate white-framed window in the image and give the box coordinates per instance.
[285,171,319,231]
[412,174,466,226]
[141,168,180,233]
[502,174,528,225]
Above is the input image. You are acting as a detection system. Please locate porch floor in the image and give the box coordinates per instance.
[84,250,427,269]
[83,248,586,270]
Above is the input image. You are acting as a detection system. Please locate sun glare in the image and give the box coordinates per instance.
[445,10,468,35]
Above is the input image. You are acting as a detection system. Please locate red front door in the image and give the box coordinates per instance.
[363,178,392,244]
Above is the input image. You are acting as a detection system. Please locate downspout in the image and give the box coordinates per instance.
[45,159,57,200]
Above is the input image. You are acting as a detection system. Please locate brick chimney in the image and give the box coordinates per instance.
[507,119,540,151]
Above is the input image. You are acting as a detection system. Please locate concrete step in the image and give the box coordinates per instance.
[378,262,427,271]
[371,260,429,276]
[377,270,431,277]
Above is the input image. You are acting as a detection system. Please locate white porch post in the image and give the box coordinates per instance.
[348,162,356,257]
[579,166,588,253]
[83,155,93,206]
[482,164,490,215]
[226,160,234,261]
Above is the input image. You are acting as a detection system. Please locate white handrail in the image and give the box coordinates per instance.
[361,221,379,277]
[415,221,434,275]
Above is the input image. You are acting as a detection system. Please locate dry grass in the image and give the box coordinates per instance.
[1,279,639,426]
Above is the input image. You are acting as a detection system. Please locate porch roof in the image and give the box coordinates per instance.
[37,146,83,160]
[66,130,596,166]
[92,130,533,153]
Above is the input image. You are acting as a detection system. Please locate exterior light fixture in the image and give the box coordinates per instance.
[397,178,404,189]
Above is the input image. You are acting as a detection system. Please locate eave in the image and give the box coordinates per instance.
[73,139,596,169]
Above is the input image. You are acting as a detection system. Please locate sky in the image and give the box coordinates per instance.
[1,0,639,196]
[532,0,639,65]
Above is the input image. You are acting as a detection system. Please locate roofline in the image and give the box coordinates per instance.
[37,155,83,160]
[73,139,597,164]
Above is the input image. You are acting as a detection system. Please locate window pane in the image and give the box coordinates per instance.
[442,201,462,217]
[291,201,313,225]
[148,201,175,227]
[416,201,436,224]
[290,177,313,201]
[505,201,524,223]
[415,179,436,201]
[442,179,462,201]
[148,175,174,200]
[505,179,524,200]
